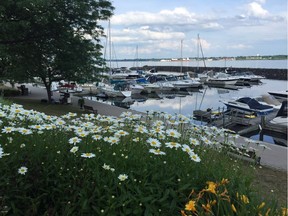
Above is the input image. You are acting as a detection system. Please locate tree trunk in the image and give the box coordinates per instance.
[42,78,53,103]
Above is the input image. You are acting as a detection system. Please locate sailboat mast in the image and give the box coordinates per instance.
[108,19,112,71]
[198,34,206,68]
[180,39,183,74]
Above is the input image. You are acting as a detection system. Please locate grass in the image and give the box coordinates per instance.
[0,97,287,215]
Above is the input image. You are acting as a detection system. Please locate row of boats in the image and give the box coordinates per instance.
[51,67,266,98]
[79,68,266,98]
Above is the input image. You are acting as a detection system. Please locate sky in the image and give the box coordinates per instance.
[100,0,287,59]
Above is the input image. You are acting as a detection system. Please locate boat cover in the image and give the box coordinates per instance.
[236,97,273,110]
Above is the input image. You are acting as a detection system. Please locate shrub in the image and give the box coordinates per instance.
[0,104,284,215]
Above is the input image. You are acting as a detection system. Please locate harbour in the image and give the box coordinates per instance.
[82,78,287,147]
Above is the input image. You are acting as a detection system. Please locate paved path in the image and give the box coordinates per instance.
[6,83,288,171]
[9,83,144,117]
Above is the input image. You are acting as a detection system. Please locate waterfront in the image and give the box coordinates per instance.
[85,79,287,145]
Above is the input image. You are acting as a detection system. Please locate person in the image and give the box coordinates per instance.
[78,97,85,109]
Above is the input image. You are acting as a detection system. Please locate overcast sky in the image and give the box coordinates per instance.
[101,0,287,59]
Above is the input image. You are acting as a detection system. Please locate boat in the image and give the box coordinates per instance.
[97,81,131,98]
[205,72,239,86]
[270,101,287,128]
[51,81,83,93]
[221,97,274,116]
[268,91,288,102]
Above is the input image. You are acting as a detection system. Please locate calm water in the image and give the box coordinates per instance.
[87,79,287,145]
[112,59,287,69]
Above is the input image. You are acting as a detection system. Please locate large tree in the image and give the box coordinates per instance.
[0,0,114,101]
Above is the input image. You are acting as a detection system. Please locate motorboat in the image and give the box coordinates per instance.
[268,91,288,102]
[146,75,175,91]
[221,97,274,116]
[270,101,287,127]
[51,81,83,93]
[205,72,238,86]
[97,81,131,98]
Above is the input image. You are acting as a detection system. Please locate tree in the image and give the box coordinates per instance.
[0,0,114,102]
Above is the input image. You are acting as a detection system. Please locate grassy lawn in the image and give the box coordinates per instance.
[5,97,85,116]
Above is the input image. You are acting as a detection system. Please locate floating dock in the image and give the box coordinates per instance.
[193,108,286,136]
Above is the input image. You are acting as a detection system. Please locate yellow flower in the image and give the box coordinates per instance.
[282,208,288,216]
[240,194,249,204]
[185,200,197,212]
[221,178,229,185]
[265,208,271,216]
[202,203,211,212]
[206,181,217,194]
[231,204,237,213]
[258,202,265,209]
[180,210,188,216]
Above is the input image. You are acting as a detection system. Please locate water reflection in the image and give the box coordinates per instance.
[84,79,287,146]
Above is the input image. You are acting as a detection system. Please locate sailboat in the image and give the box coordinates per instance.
[98,20,132,97]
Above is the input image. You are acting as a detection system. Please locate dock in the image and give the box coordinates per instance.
[193,108,285,135]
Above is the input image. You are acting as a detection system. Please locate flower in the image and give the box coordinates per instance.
[107,136,120,145]
[185,200,197,212]
[68,137,82,145]
[18,166,28,175]
[231,204,237,213]
[92,134,102,141]
[118,174,128,181]
[70,146,79,154]
[166,129,181,138]
[165,141,181,149]
[189,152,201,162]
[115,130,129,137]
[189,138,200,146]
[147,138,161,148]
[0,146,3,158]
[182,144,193,154]
[2,127,14,133]
[206,181,217,194]
[240,194,249,204]
[102,163,111,170]
[149,148,166,155]
[81,153,95,158]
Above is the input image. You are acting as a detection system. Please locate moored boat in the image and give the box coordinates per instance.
[221,97,274,116]
[205,72,238,86]
[268,91,288,102]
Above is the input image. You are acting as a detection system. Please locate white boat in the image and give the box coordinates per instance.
[129,83,145,95]
[221,97,274,116]
[97,82,131,98]
[270,101,287,127]
[268,91,288,102]
[205,72,238,86]
[145,75,175,91]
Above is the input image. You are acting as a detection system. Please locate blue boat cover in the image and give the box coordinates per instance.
[236,97,273,110]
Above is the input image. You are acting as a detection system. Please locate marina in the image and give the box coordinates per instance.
[83,78,287,147]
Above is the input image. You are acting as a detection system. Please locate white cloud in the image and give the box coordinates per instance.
[246,2,269,18]
[227,44,252,49]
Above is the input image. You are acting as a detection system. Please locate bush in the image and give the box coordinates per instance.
[0,103,285,215]
[0,88,21,97]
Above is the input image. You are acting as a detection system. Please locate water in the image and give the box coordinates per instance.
[112,59,287,69]
[86,79,287,146]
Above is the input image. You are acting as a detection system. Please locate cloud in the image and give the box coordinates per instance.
[112,7,198,26]
[227,44,252,49]
[246,2,269,18]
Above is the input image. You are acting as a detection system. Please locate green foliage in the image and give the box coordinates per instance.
[0,103,284,215]
[0,0,114,100]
